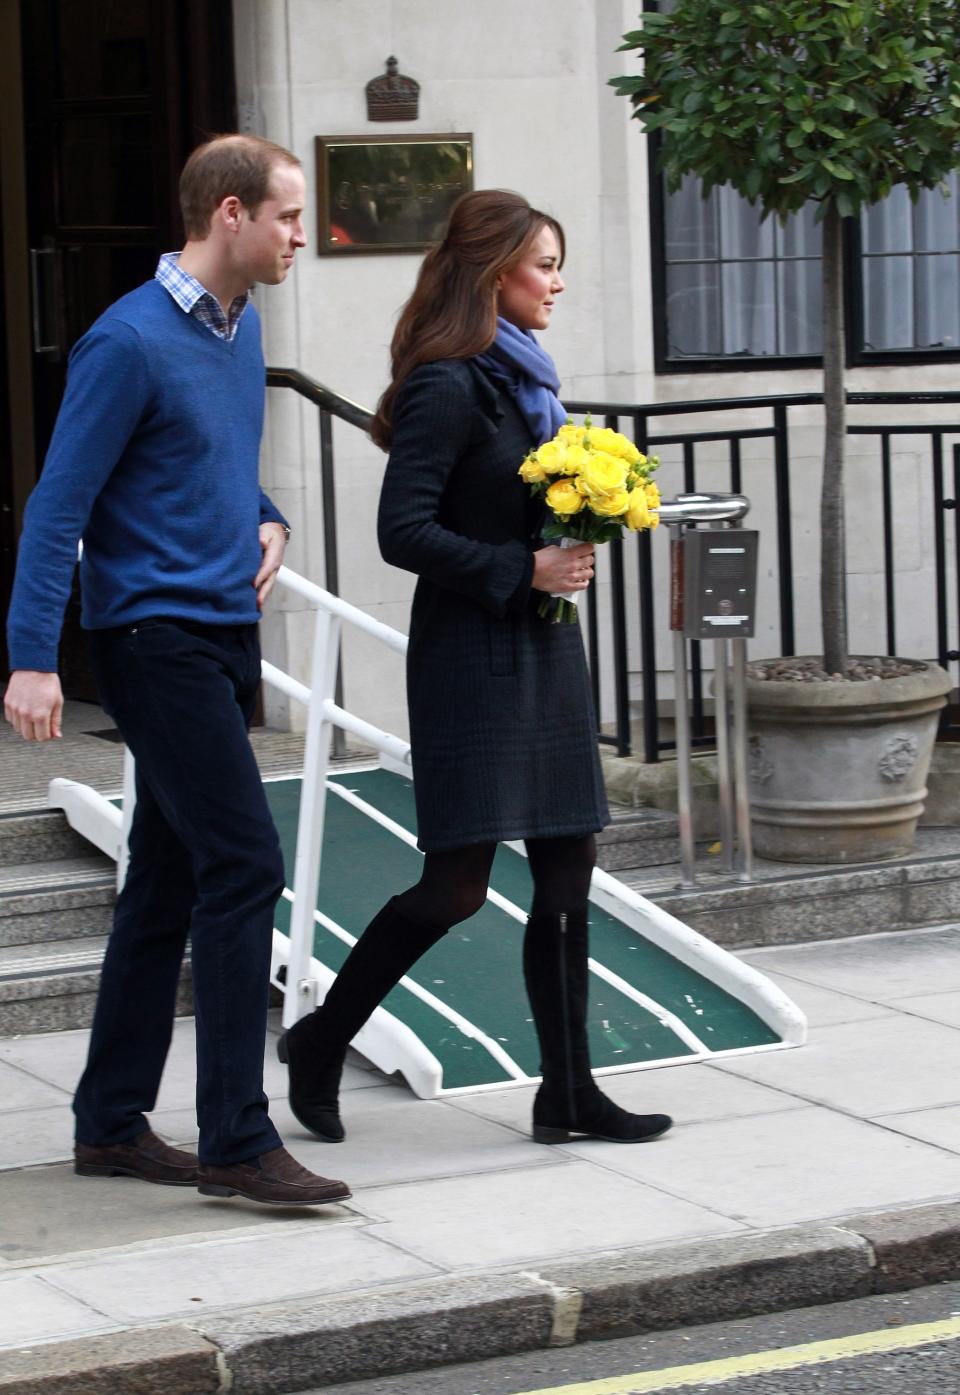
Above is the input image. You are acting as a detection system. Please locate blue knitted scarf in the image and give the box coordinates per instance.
[476,317,567,446]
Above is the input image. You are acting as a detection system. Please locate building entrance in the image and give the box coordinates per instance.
[0,0,236,690]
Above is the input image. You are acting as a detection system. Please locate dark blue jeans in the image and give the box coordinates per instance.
[75,619,284,1165]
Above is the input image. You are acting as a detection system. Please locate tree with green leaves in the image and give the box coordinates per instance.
[611,0,960,674]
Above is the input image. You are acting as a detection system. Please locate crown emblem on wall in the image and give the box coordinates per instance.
[366,57,420,122]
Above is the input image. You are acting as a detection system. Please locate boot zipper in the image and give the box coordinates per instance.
[558,912,577,1123]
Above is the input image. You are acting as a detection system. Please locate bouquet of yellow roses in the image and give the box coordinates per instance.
[519,416,660,622]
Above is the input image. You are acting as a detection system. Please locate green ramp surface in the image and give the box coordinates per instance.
[265,769,780,1094]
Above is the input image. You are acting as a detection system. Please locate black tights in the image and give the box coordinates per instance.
[395,834,597,929]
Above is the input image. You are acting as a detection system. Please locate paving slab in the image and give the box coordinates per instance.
[0,1273,118,1346]
[359,1158,745,1269]
[877,1104,960,1153]
[0,1161,355,1262]
[713,1014,960,1116]
[886,988,960,1028]
[48,1222,434,1324]
[740,923,960,1001]
[0,1058,71,1111]
[575,1107,960,1228]
[734,961,897,1027]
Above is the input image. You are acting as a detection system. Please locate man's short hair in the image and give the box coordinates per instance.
[179,134,301,240]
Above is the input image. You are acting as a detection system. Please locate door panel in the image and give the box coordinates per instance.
[4,0,236,693]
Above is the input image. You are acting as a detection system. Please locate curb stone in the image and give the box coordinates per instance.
[0,1326,221,1395]
[842,1201,960,1292]
[202,1271,554,1395]
[4,1205,960,1394]
[536,1225,873,1343]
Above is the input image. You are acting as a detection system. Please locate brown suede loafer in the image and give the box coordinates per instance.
[197,1146,351,1207]
[74,1129,199,1186]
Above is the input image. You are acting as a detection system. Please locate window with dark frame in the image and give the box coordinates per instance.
[646,0,960,371]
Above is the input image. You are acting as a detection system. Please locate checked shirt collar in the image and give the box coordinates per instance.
[155,251,249,342]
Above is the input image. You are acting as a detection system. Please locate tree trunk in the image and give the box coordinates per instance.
[820,201,848,675]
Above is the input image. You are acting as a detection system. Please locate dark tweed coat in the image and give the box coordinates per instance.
[377,357,609,851]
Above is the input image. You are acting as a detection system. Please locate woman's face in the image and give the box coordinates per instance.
[496,225,565,332]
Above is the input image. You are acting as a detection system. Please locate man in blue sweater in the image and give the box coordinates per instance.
[3,135,351,1208]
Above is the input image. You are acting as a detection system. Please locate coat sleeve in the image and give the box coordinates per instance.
[377,362,534,617]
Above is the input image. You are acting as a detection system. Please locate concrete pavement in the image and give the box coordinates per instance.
[2,923,960,1393]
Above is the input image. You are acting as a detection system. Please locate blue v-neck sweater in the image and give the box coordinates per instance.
[6,280,287,673]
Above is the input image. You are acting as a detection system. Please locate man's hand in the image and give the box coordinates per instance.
[4,671,64,742]
[254,522,288,608]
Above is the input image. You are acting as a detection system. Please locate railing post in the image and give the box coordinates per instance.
[881,431,896,656]
[634,410,659,763]
[731,636,754,882]
[318,406,346,756]
[637,530,659,763]
[933,431,949,671]
[609,537,631,756]
[773,402,795,656]
[283,605,341,1028]
[713,637,734,876]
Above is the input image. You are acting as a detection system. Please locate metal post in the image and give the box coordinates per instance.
[284,606,341,1027]
[670,522,697,888]
[673,629,697,888]
[713,637,734,875]
[731,636,754,882]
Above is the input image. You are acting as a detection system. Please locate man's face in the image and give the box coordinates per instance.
[236,162,307,285]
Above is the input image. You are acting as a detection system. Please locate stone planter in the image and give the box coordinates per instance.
[746,659,951,863]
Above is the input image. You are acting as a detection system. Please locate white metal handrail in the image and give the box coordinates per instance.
[265,565,413,1027]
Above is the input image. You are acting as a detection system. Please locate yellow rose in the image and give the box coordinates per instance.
[519,455,548,484]
[561,443,592,476]
[545,479,585,516]
[588,489,631,518]
[557,423,587,446]
[586,427,641,463]
[645,481,661,508]
[576,451,629,499]
[534,440,568,476]
[625,487,651,531]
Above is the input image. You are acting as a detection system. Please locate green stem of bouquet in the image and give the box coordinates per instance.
[538,595,579,624]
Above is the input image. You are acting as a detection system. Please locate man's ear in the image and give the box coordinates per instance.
[218,195,243,232]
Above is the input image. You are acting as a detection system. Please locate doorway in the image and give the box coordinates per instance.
[0,0,236,690]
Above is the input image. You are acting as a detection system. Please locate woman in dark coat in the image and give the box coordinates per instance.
[279,191,672,1147]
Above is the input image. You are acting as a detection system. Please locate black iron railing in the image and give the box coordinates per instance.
[267,368,960,762]
[266,367,372,602]
[567,390,960,760]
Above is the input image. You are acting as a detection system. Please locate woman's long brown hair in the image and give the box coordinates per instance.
[370,189,565,450]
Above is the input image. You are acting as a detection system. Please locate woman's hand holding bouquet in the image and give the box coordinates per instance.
[520,418,659,622]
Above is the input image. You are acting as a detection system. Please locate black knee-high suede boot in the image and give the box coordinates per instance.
[523,910,673,1144]
[278,897,447,1141]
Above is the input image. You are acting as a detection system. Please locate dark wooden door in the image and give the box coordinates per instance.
[6,0,235,692]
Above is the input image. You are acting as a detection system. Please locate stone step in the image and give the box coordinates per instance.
[0,860,116,948]
[620,842,960,950]
[0,809,103,867]
[597,805,680,870]
[0,936,193,1035]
